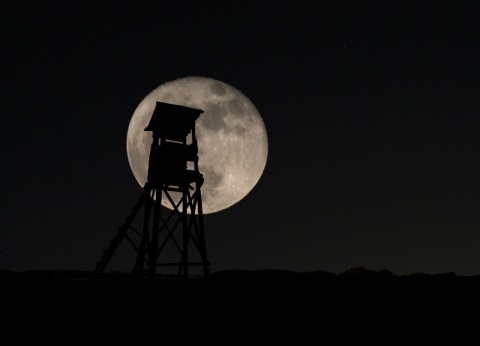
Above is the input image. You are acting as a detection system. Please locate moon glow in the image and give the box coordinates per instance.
[126,77,268,214]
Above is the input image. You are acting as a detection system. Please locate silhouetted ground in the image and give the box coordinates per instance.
[2,268,479,344]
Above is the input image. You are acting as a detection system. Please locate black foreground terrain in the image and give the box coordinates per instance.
[2,268,479,344]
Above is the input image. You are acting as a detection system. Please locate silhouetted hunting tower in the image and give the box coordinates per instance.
[94,101,209,279]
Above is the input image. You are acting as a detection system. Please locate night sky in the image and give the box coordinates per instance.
[3,1,480,276]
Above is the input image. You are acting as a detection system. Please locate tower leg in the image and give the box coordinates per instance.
[133,185,153,275]
[149,188,161,281]
[190,179,209,277]
[179,187,190,278]
[196,191,209,277]
[93,191,146,276]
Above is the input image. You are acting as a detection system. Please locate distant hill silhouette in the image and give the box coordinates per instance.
[2,268,479,344]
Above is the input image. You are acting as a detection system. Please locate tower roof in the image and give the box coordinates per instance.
[145,101,203,141]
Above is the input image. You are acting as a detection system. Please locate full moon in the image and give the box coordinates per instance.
[126,77,268,214]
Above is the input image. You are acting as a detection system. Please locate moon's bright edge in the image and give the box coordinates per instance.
[126,77,268,214]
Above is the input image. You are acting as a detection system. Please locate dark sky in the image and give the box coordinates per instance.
[3,0,480,275]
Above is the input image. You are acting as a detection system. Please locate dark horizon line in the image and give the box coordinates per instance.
[1,266,477,279]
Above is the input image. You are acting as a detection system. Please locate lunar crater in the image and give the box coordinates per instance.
[210,83,227,96]
[200,166,223,190]
[200,114,226,131]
